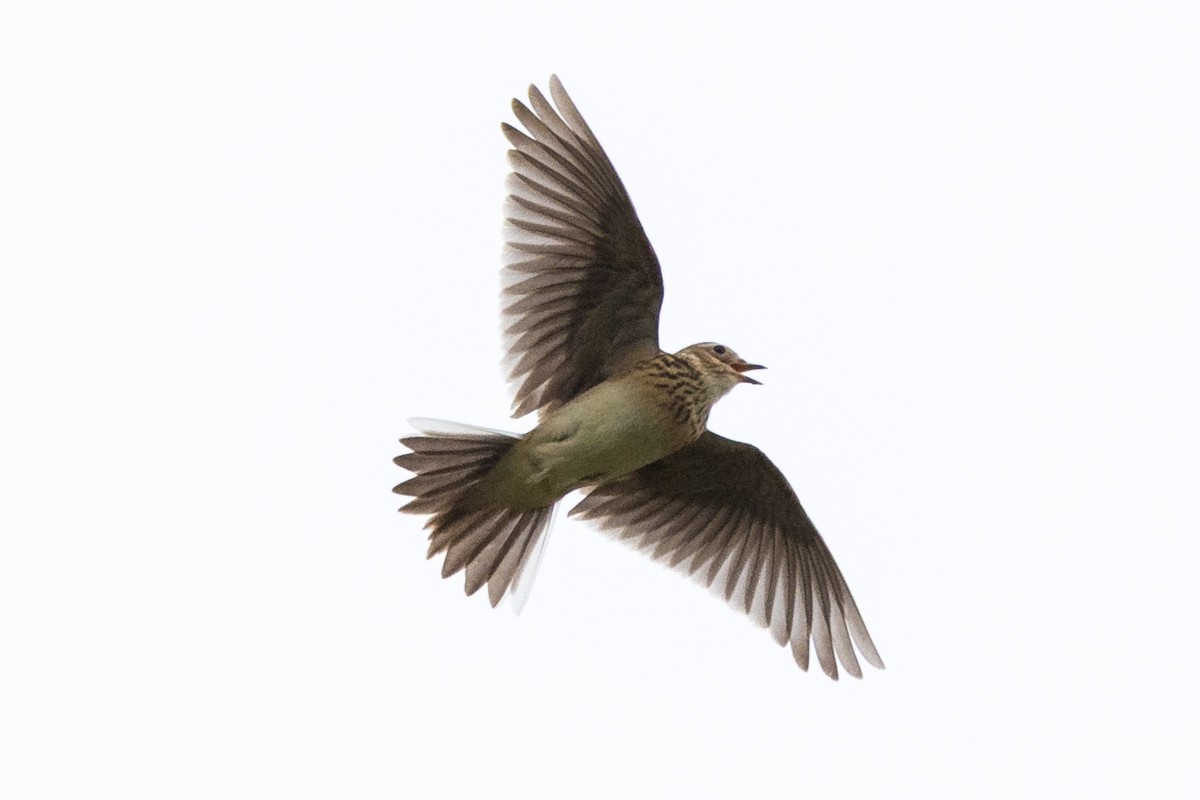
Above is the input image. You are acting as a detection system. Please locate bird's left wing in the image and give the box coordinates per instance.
[502,76,664,419]
[570,431,884,679]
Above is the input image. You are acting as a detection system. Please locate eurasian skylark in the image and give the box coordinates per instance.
[395,76,883,679]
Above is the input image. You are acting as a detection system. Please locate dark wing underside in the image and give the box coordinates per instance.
[570,431,884,679]
[502,76,664,418]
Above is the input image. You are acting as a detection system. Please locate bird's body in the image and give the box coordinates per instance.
[395,77,884,678]
[473,347,757,510]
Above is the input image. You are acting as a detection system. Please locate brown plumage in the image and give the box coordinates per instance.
[395,76,883,679]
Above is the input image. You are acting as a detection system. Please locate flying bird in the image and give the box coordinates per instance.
[394,76,883,679]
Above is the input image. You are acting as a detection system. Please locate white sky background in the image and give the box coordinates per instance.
[2,1,1198,797]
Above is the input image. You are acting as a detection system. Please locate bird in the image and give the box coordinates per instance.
[394,76,884,679]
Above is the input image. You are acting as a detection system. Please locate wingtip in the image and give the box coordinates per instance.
[861,644,886,671]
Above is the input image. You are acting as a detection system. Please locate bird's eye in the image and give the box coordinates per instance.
[712,345,727,355]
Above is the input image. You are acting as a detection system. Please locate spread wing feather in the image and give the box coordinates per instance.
[570,431,883,679]
[502,76,664,418]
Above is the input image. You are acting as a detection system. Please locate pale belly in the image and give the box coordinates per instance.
[488,378,694,508]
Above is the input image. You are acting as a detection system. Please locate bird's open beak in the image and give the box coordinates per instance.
[732,361,766,385]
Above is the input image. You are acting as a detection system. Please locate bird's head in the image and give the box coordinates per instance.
[676,343,766,396]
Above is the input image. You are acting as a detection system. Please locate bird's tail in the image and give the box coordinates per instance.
[393,418,556,611]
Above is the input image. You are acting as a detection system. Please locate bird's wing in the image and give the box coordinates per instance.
[502,75,664,419]
[569,431,884,679]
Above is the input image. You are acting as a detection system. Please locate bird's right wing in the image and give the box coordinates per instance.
[502,75,664,419]
[570,431,884,679]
